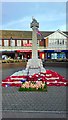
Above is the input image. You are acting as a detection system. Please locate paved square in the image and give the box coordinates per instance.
[2,86,68,118]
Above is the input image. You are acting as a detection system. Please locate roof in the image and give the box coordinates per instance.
[0,30,68,39]
[44,29,68,39]
[57,29,68,38]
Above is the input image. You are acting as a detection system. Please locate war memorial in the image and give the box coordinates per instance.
[2,18,68,119]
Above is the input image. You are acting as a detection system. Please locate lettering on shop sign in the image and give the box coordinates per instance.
[17,50,32,52]
[23,43,32,47]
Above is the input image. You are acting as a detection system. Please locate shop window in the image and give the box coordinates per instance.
[57,53,66,59]
[42,53,44,59]
[47,53,50,58]
[51,53,57,59]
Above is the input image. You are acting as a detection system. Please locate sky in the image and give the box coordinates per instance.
[0,2,66,31]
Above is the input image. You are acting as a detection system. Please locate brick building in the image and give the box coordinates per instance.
[0,30,68,60]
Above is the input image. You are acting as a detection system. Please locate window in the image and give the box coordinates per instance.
[17,40,21,46]
[62,40,64,45]
[59,42,61,44]
[54,39,57,45]
[0,40,2,46]
[10,40,15,46]
[51,53,57,59]
[23,40,27,44]
[49,39,55,46]
[29,40,32,44]
[4,40,8,46]
[64,39,67,45]
[57,39,59,44]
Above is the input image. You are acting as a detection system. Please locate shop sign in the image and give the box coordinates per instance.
[54,50,61,52]
[17,50,32,52]
[23,43,32,47]
[17,50,42,53]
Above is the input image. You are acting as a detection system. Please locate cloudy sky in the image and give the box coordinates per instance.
[0,2,66,31]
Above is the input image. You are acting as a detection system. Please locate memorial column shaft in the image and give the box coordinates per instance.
[32,27,38,59]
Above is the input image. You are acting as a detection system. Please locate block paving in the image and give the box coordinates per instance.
[2,86,67,112]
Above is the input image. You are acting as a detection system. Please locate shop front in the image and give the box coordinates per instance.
[44,50,68,60]
[16,50,32,59]
[39,51,45,60]
[2,50,15,59]
[16,50,45,60]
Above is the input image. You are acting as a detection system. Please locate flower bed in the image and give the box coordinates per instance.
[2,69,68,88]
[18,81,47,92]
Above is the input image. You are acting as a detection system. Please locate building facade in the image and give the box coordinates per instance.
[44,30,68,60]
[0,30,68,60]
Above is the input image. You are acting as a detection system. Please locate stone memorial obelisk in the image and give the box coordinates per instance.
[26,17,46,75]
[31,17,39,59]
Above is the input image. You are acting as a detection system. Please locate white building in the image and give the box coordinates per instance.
[44,30,68,60]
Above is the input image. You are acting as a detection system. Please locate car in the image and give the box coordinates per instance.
[2,55,8,60]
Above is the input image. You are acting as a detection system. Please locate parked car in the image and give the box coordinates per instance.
[2,55,8,60]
